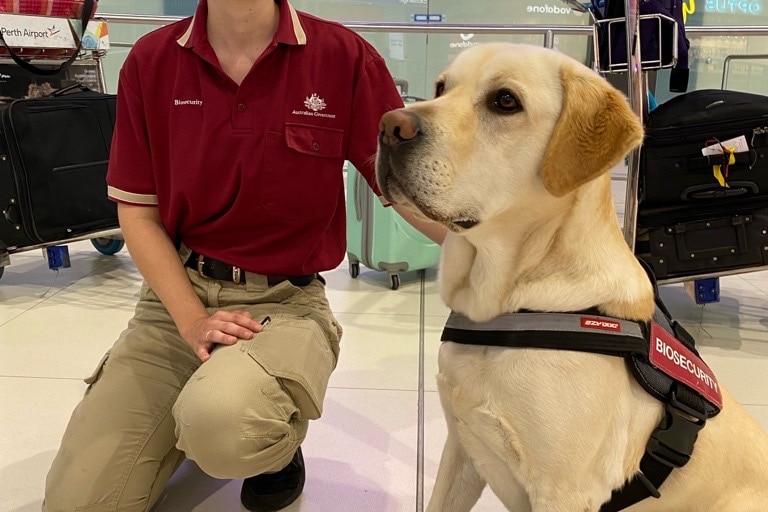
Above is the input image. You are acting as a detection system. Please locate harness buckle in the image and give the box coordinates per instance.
[646,390,706,469]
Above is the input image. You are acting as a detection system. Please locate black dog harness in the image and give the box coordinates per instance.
[441,299,722,512]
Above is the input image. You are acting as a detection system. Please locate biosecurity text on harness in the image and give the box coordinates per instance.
[650,323,723,408]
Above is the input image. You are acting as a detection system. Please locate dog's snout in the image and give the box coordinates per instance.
[379,109,420,146]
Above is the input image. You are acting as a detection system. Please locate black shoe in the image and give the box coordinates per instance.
[240,447,305,512]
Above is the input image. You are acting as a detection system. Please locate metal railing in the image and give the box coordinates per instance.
[722,53,768,89]
[98,15,596,49]
[97,12,768,37]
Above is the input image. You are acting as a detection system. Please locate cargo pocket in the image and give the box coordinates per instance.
[83,350,111,387]
[247,315,336,420]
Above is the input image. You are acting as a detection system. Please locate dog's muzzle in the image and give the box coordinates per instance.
[376,109,422,196]
[376,108,480,232]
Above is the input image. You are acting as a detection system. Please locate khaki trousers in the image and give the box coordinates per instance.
[43,256,342,512]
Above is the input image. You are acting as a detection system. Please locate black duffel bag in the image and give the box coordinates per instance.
[0,85,117,249]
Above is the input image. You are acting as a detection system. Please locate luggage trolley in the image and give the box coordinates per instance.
[0,13,122,281]
[590,1,768,304]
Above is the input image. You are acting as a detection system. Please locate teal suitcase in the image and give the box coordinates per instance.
[345,163,441,290]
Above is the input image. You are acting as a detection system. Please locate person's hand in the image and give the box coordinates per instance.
[183,311,264,362]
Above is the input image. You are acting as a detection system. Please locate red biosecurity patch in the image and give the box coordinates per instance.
[649,323,723,410]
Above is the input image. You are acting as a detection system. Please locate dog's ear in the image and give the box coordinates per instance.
[540,61,643,197]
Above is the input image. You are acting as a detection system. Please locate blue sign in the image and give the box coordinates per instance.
[705,0,764,15]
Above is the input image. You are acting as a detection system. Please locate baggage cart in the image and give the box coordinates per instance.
[0,13,121,281]
[591,2,768,302]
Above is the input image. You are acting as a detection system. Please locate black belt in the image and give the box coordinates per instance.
[185,252,316,286]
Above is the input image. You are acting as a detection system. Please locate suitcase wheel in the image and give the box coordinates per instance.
[389,273,400,290]
[349,261,360,279]
[91,237,125,256]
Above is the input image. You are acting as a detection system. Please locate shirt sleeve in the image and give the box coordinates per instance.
[346,47,405,198]
[106,52,158,206]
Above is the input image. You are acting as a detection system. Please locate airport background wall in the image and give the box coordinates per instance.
[96,1,768,108]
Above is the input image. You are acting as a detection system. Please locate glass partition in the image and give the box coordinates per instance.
[97,0,167,92]
[98,0,595,95]
[653,4,768,101]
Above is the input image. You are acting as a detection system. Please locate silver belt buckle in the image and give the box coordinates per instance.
[196,254,207,279]
[232,266,242,284]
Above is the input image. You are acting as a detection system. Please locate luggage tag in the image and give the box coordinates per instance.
[701,135,749,156]
[702,136,747,188]
[712,150,734,188]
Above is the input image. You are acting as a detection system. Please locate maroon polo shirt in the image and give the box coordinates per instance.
[107,0,403,275]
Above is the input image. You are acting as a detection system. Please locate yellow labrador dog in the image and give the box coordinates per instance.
[376,43,768,512]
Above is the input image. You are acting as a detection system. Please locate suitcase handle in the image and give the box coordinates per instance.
[50,83,92,96]
[0,0,97,77]
[680,181,758,201]
[352,168,364,222]
[674,215,750,260]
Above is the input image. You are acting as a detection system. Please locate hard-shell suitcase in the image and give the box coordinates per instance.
[0,86,117,250]
[345,163,441,290]
[640,89,768,207]
[635,198,768,279]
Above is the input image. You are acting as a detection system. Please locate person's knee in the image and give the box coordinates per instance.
[179,415,300,479]
[175,397,302,479]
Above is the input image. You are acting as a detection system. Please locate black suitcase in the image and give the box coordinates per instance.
[0,87,118,250]
[641,89,768,207]
[635,199,768,279]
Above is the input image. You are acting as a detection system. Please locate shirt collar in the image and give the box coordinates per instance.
[176,0,306,48]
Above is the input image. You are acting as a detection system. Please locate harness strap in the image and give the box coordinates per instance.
[442,311,648,357]
[599,388,706,512]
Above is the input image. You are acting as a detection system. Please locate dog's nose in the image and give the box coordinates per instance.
[379,109,420,146]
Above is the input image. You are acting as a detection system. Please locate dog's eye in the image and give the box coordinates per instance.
[435,82,446,98]
[493,90,521,113]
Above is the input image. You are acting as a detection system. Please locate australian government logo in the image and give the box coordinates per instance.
[292,93,336,119]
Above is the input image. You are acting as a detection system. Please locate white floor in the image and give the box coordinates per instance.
[2,192,768,511]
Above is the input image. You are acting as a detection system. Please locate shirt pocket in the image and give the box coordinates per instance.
[261,123,345,219]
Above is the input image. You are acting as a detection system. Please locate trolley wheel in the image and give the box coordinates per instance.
[91,237,125,255]
[349,261,360,278]
[0,266,4,280]
[390,274,400,290]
